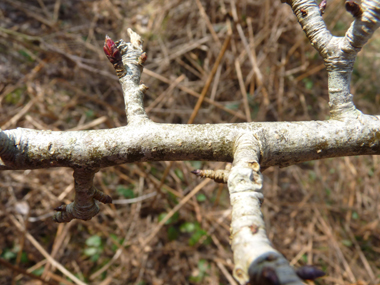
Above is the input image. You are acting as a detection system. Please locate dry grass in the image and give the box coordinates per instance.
[0,0,379,284]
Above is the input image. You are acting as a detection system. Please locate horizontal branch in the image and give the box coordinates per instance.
[1,114,380,171]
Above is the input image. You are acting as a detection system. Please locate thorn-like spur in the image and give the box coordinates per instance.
[93,188,113,204]
[191,169,229,183]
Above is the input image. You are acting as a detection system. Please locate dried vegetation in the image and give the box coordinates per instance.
[0,0,379,284]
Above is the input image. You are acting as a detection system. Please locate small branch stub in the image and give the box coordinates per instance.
[53,170,112,223]
[191,168,230,183]
[345,0,363,18]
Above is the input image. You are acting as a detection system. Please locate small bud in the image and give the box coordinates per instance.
[261,267,280,285]
[103,35,122,64]
[54,204,66,212]
[296,265,325,280]
[139,84,149,93]
[319,0,327,15]
[138,52,147,65]
[345,0,363,18]
[300,8,308,17]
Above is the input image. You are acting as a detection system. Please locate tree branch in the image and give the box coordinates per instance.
[2,1,380,283]
[283,0,380,117]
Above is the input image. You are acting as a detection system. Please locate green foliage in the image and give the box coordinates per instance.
[341,239,352,247]
[167,226,179,241]
[225,102,240,110]
[4,88,24,105]
[303,77,314,90]
[18,49,34,62]
[84,235,103,262]
[189,259,209,283]
[158,212,179,225]
[85,109,95,119]
[196,193,207,202]
[180,222,211,246]
[109,233,124,252]
[116,185,135,198]
[1,248,16,260]
[174,168,184,181]
[32,267,45,276]
[189,161,202,169]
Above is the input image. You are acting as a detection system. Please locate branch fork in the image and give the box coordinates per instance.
[2,1,380,283]
[54,30,151,223]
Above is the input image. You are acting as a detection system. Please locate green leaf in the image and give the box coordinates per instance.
[5,88,24,105]
[180,222,196,233]
[189,259,209,282]
[189,161,202,169]
[225,102,240,110]
[116,185,135,198]
[20,252,29,263]
[303,78,313,90]
[18,50,34,62]
[32,267,45,276]
[86,235,102,247]
[110,233,123,252]
[196,194,206,202]
[2,250,16,260]
[85,110,95,119]
[174,169,184,181]
[167,226,179,241]
[90,253,100,262]
[198,259,208,273]
[158,212,179,225]
[84,247,98,256]
[189,229,207,246]
[341,239,352,247]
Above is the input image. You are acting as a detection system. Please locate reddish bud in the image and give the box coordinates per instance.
[319,0,327,15]
[103,35,122,64]
[345,0,363,18]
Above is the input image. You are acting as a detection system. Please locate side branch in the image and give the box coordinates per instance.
[104,30,149,123]
[228,134,303,284]
[282,0,332,56]
[282,0,380,117]
[345,0,380,50]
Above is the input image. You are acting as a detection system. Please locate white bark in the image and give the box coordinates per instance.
[1,1,380,284]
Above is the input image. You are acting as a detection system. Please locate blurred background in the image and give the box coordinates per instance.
[0,0,379,284]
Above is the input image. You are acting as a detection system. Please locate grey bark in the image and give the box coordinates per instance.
[1,1,380,284]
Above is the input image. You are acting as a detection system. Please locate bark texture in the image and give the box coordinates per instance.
[1,1,380,284]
